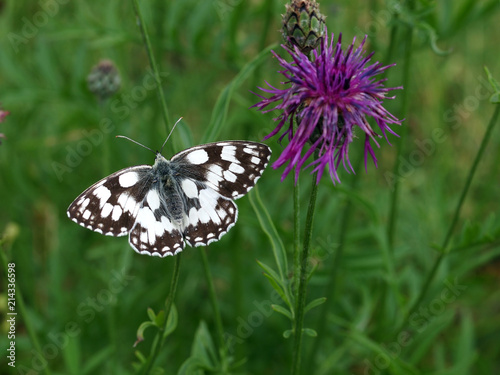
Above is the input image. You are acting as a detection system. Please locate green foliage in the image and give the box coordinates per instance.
[1,0,500,375]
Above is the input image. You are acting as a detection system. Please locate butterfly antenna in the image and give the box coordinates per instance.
[116,135,155,154]
[160,117,183,154]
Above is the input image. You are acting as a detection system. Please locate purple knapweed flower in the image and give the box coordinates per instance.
[253,32,403,184]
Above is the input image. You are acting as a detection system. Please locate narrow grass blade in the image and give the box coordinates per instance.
[201,44,277,143]
[249,187,289,287]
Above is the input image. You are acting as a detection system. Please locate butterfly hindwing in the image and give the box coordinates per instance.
[67,166,152,236]
[129,189,185,256]
[181,182,239,247]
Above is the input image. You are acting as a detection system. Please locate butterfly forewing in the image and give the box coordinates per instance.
[172,141,271,199]
[67,141,271,257]
[67,166,152,236]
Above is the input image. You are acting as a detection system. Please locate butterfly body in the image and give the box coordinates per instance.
[67,141,271,257]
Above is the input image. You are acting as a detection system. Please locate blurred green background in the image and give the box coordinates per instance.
[1,0,500,374]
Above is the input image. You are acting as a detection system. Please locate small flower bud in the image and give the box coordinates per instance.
[282,0,326,54]
[87,60,121,101]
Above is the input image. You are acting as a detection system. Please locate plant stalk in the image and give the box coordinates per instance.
[140,254,182,375]
[401,104,500,327]
[292,172,319,375]
[131,0,172,145]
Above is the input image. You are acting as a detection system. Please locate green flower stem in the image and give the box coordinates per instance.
[293,176,301,306]
[400,104,500,328]
[387,11,414,251]
[140,254,182,375]
[0,245,52,375]
[305,156,362,369]
[200,247,227,358]
[292,172,319,375]
[131,0,172,142]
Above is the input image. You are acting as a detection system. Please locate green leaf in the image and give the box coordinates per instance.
[201,43,277,143]
[303,328,317,337]
[177,321,219,375]
[134,321,157,347]
[134,350,147,364]
[147,307,157,323]
[164,304,178,338]
[484,66,500,103]
[256,260,285,290]
[454,311,475,375]
[348,329,420,375]
[283,329,293,339]
[154,310,166,327]
[262,273,290,309]
[304,297,327,314]
[271,304,293,320]
[61,335,80,375]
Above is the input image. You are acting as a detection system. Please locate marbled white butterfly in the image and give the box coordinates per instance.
[67,140,271,257]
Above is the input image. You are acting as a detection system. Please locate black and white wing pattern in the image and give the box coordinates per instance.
[67,141,271,257]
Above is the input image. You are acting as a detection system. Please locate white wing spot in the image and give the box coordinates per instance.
[112,206,123,221]
[198,208,211,224]
[186,149,209,165]
[119,172,139,188]
[83,210,91,220]
[209,164,223,176]
[198,189,222,224]
[188,207,200,224]
[101,203,113,218]
[94,185,111,207]
[140,230,148,244]
[243,147,259,156]
[205,165,224,191]
[250,156,260,164]
[221,145,238,163]
[118,193,138,214]
[79,198,90,213]
[146,190,161,210]
[229,163,245,174]
[182,179,198,199]
[216,207,227,220]
[223,170,237,183]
